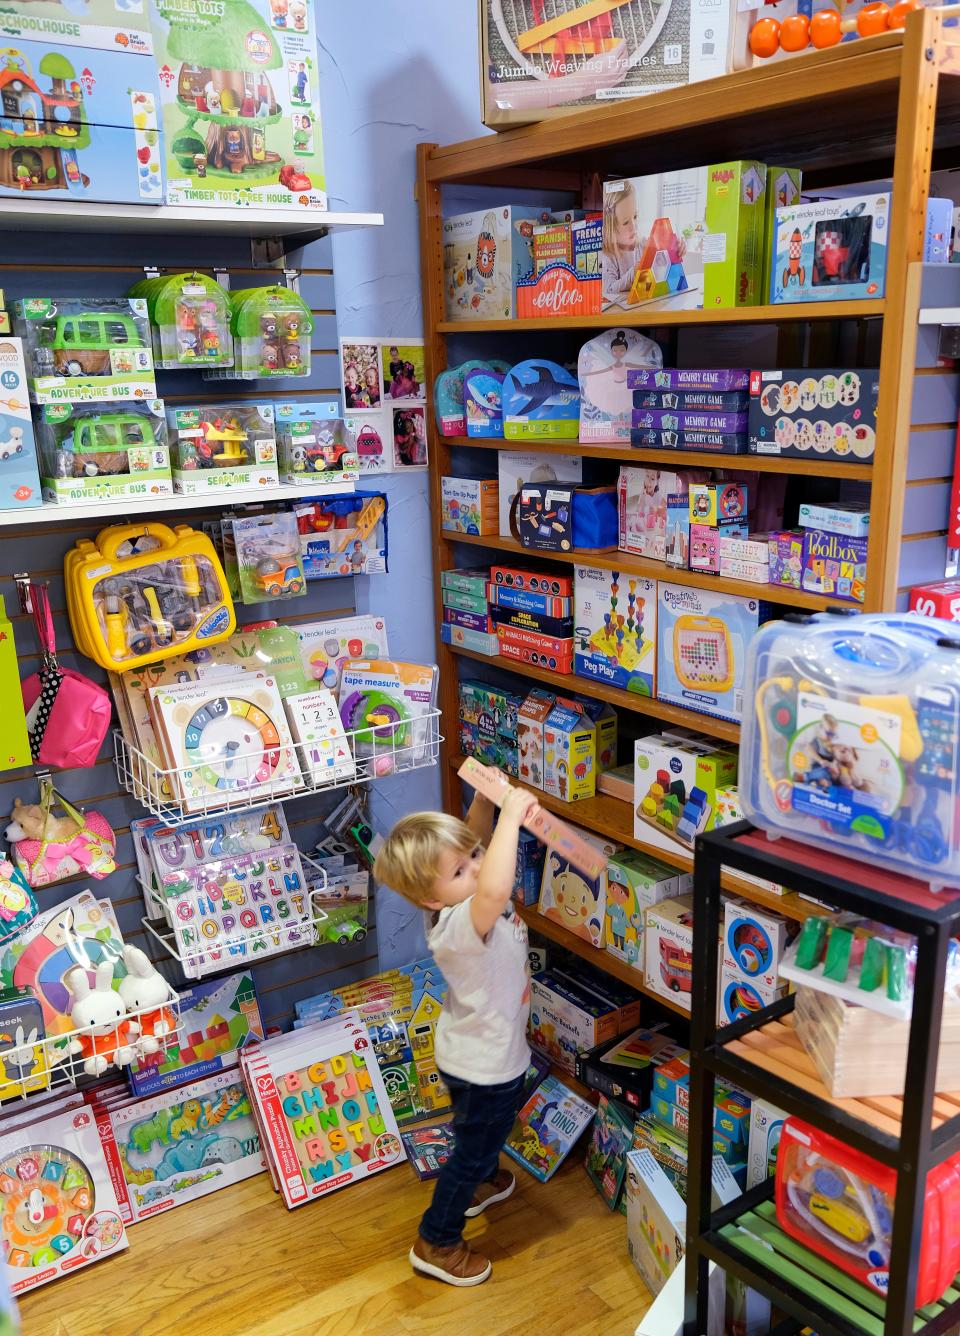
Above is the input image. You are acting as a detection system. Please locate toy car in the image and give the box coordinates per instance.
[279,163,312,192]
[305,439,350,472]
[255,558,303,598]
[322,916,366,946]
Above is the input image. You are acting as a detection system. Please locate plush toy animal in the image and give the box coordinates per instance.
[117,946,176,1056]
[66,962,139,1077]
[6,797,116,887]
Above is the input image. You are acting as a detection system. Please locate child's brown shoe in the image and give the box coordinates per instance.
[410,1236,492,1286]
[465,1167,515,1218]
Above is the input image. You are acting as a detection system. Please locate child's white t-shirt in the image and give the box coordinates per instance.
[427,898,531,1086]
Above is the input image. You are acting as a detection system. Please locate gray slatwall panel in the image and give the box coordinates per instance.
[915,325,947,371]
[902,483,951,536]
[0,228,382,1041]
[898,536,951,588]
[909,372,960,427]
[907,428,955,480]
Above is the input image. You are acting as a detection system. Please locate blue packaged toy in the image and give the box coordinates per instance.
[0,10,163,205]
[293,491,387,579]
[464,369,504,438]
[770,194,889,304]
[434,360,494,436]
[741,611,960,884]
[502,359,580,441]
[657,583,769,723]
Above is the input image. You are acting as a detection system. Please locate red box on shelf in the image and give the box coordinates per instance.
[497,624,574,674]
[489,565,574,597]
[909,579,960,622]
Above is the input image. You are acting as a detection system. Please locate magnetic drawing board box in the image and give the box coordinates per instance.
[0,11,163,206]
[150,0,327,211]
[657,583,768,723]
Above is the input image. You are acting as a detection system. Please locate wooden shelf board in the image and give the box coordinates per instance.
[450,755,824,924]
[446,531,832,613]
[725,1014,960,1135]
[437,300,883,333]
[424,33,920,184]
[447,642,741,743]
[517,902,690,1017]
[448,436,873,481]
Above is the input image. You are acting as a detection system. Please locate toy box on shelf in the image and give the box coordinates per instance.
[276,403,358,488]
[529,970,619,1073]
[99,1069,265,1224]
[574,566,655,696]
[0,337,41,511]
[605,850,692,970]
[294,492,387,578]
[516,218,602,319]
[442,206,558,320]
[165,403,278,494]
[801,530,867,603]
[464,368,504,438]
[634,733,738,858]
[130,272,233,370]
[13,298,156,405]
[627,366,750,453]
[150,0,327,210]
[719,899,791,1024]
[0,1105,129,1292]
[657,583,768,722]
[578,329,663,444]
[620,467,698,561]
[746,1097,786,1189]
[770,193,890,304]
[740,611,960,883]
[36,401,172,506]
[479,0,733,130]
[0,10,162,205]
[541,699,600,802]
[748,368,878,463]
[602,170,706,313]
[539,827,619,946]
[441,477,500,535]
[459,679,523,776]
[502,360,581,442]
[497,449,582,534]
[644,894,695,1009]
[702,161,768,308]
[910,579,960,622]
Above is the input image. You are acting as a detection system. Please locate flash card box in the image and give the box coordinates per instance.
[770,193,890,304]
[656,584,767,723]
[748,368,879,463]
[285,689,356,784]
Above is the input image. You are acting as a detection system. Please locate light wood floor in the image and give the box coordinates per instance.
[19,1155,651,1336]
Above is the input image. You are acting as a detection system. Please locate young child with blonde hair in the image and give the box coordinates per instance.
[374,783,540,1287]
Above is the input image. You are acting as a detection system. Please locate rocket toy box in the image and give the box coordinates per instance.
[770,194,890,304]
[150,0,327,210]
[0,9,163,206]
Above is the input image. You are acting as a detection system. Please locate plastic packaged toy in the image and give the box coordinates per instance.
[151,0,327,211]
[502,360,580,440]
[36,401,173,506]
[776,1117,960,1306]
[65,521,235,673]
[741,611,960,883]
[338,660,438,770]
[166,403,278,494]
[207,287,314,380]
[129,273,233,369]
[293,492,388,578]
[276,403,358,486]
[232,512,306,605]
[0,336,42,511]
[13,298,156,404]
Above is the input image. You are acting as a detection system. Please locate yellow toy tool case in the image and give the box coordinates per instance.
[740,611,960,884]
[66,522,235,673]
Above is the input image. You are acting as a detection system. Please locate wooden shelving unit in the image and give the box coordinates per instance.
[418,9,954,1018]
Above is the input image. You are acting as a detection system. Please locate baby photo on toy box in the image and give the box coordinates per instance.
[602,171,706,312]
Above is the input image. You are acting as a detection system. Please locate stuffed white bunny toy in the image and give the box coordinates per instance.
[118,946,176,1057]
[66,961,139,1077]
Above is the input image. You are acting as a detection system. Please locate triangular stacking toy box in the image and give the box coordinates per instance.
[629,219,691,306]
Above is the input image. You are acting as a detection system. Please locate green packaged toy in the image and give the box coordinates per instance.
[13,298,156,404]
[206,287,314,380]
[129,273,233,369]
[36,401,173,505]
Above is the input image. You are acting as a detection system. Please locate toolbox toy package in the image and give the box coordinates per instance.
[37,401,172,506]
[748,368,878,462]
[740,611,960,883]
[151,0,327,211]
[14,298,156,405]
[65,521,235,672]
[0,9,162,206]
[770,194,890,304]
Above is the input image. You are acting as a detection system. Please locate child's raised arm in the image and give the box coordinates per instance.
[471,787,540,939]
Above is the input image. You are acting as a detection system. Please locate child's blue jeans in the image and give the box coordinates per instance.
[418,1068,526,1248]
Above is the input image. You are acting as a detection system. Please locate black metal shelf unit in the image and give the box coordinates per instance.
[682,821,960,1336]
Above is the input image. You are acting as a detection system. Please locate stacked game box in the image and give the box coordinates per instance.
[488,562,576,673]
[628,368,751,454]
[440,567,498,656]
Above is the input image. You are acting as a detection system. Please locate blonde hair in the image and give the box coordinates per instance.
[603,180,637,262]
[373,811,480,906]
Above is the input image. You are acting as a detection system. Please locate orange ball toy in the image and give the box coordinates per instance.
[780,13,811,50]
[857,1,890,35]
[888,0,920,26]
[809,8,843,47]
[749,16,781,57]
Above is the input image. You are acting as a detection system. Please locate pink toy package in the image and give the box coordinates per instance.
[618,466,707,562]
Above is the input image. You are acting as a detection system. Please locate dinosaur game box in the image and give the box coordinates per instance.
[151,0,327,210]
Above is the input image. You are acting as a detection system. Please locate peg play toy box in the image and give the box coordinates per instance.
[657,583,768,722]
[0,9,163,206]
[574,565,656,695]
[0,337,42,511]
[770,194,890,304]
[150,0,327,210]
[748,368,879,463]
[634,733,738,858]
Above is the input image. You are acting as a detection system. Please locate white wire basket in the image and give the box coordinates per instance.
[0,991,182,1105]
[114,708,443,824]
